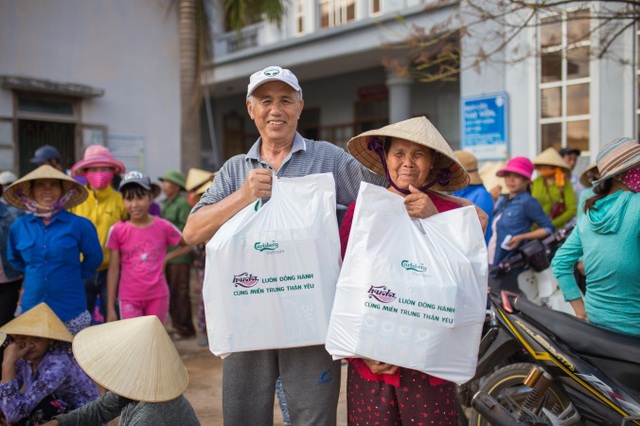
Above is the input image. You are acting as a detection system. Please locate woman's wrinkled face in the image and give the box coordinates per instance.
[385,138,434,190]
[13,335,52,363]
[32,179,63,207]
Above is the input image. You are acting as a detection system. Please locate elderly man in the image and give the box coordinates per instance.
[183,65,386,425]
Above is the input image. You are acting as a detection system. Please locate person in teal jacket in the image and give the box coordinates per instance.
[552,137,640,337]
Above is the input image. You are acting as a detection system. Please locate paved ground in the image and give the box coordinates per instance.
[170,282,348,425]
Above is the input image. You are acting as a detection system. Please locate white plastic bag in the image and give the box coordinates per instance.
[203,173,341,357]
[325,182,488,384]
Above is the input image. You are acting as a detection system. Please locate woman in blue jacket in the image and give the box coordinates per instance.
[489,157,554,293]
[5,166,102,334]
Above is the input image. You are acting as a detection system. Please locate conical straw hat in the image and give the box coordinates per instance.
[0,303,73,345]
[454,150,482,185]
[72,316,189,402]
[194,171,217,195]
[348,116,469,191]
[479,161,508,195]
[533,148,569,170]
[3,165,88,210]
[185,168,212,192]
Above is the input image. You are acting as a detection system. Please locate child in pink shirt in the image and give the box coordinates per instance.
[105,172,192,323]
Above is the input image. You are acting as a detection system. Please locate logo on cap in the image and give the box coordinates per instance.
[264,68,280,77]
[124,171,144,180]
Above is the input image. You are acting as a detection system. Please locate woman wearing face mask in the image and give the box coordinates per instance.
[5,166,102,334]
[70,145,127,324]
[552,137,640,337]
[530,147,577,230]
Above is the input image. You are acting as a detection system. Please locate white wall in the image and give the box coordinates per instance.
[0,0,180,180]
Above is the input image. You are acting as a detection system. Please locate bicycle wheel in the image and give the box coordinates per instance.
[468,362,572,425]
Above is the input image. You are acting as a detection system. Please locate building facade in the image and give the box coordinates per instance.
[0,0,180,180]
[204,0,638,173]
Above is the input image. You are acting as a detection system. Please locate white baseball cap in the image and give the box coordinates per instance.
[0,171,18,187]
[246,66,302,99]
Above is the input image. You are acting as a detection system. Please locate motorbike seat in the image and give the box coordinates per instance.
[514,297,640,365]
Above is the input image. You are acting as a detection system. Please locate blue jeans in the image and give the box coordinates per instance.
[84,269,108,323]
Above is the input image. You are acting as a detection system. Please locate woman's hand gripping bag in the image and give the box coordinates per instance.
[203,173,341,357]
[325,182,488,384]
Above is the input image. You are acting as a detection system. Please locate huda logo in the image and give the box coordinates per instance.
[254,241,279,252]
[368,285,396,303]
[232,272,259,288]
[401,259,427,273]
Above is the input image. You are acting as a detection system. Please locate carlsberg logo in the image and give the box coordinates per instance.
[254,241,279,252]
[401,260,427,272]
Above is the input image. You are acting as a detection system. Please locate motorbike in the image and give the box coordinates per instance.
[489,226,575,314]
[467,291,640,425]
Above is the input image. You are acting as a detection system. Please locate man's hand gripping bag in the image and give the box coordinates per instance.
[325,182,488,384]
[203,173,341,356]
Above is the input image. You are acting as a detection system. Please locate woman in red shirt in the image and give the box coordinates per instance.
[341,116,477,425]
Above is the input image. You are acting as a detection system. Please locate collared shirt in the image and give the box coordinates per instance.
[194,133,386,212]
[492,191,554,266]
[161,194,192,263]
[8,210,103,321]
[0,344,99,424]
[70,185,127,270]
[0,201,24,282]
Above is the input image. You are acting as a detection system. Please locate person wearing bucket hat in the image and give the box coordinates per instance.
[44,316,199,425]
[338,117,490,424]
[184,65,387,426]
[5,166,102,334]
[488,157,554,293]
[453,150,495,243]
[0,303,99,425]
[531,147,578,229]
[105,172,192,325]
[158,170,195,339]
[552,137,640,336]
[70,145,127,324]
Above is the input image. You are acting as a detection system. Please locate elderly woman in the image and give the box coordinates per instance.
[531,147,577,229]
[5,166,102,334]
[0,303,99,424]
[341,116,480,425]
[552,137,640,337]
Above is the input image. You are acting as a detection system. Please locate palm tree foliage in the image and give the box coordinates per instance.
[177,0,285,171]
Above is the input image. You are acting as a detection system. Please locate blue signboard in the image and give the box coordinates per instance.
[460,92,509,160]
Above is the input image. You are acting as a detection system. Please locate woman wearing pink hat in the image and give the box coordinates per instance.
[70,145,127,323]
[489,157,555,293]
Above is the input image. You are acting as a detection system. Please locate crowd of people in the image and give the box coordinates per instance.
[0,63,638,425]
[0,144,209,424]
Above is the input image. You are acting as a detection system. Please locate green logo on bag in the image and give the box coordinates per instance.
[401,260,427,273]
[254,241,279,252]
